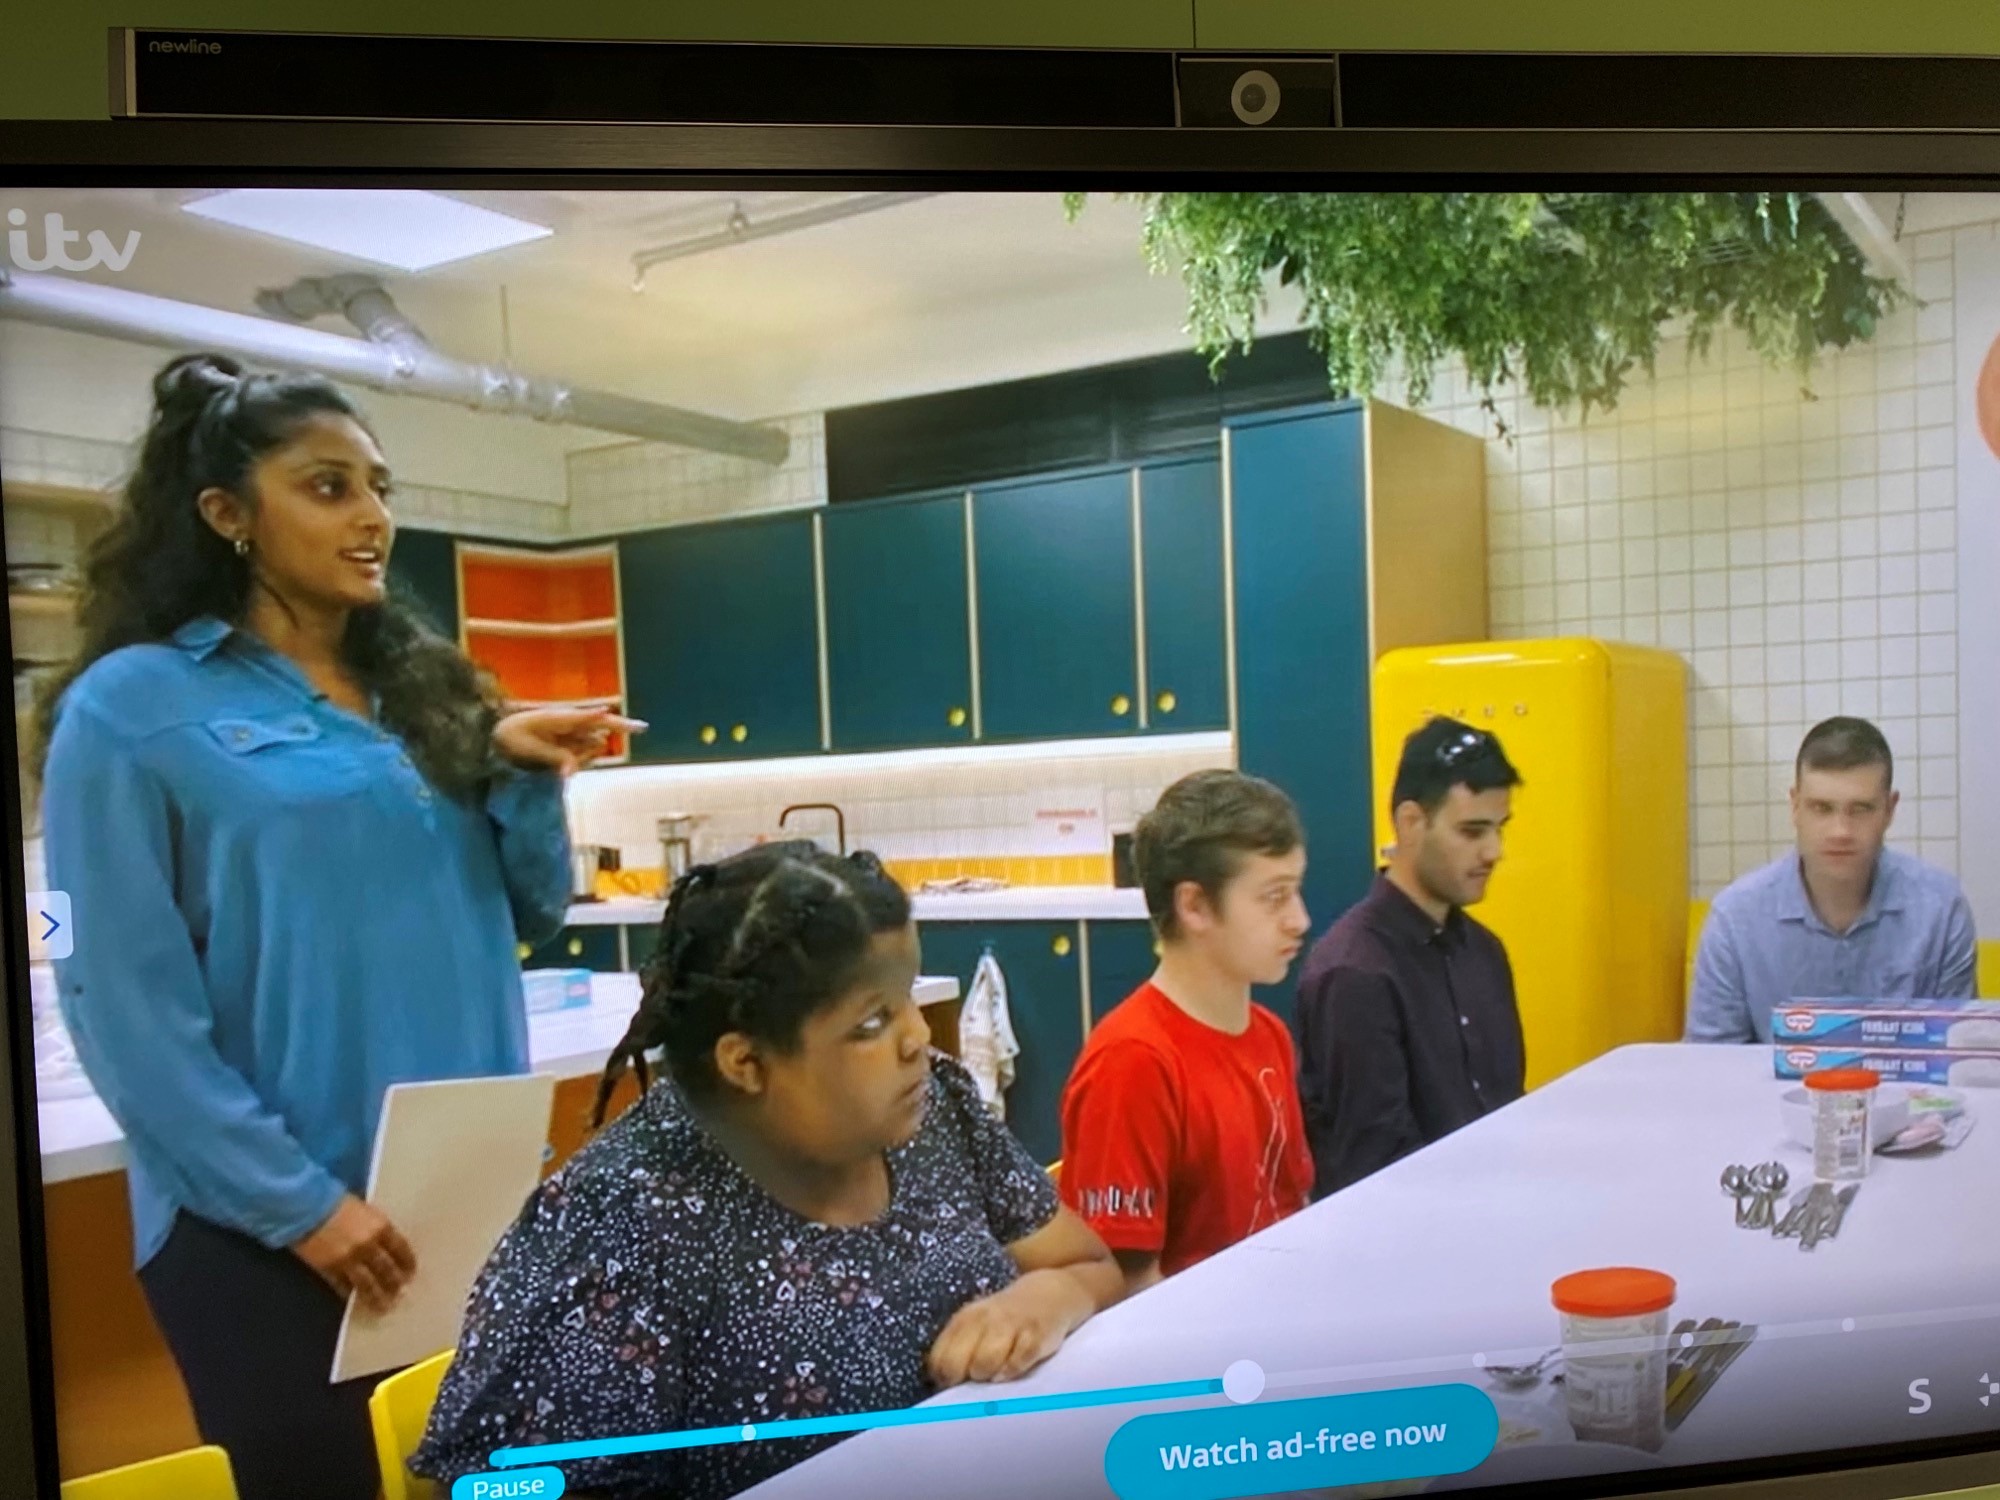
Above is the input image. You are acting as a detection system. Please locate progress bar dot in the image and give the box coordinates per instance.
[1842,1318,1856,1333]
[1223,1360,1266,1404]
[741,1425,756,1441]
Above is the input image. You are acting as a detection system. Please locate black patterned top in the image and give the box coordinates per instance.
[410,1052,1061,1500]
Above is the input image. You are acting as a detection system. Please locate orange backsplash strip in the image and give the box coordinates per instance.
[593,856,1114,900]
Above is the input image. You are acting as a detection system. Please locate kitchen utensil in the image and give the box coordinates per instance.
[1666,1322,1756,1432]
[1819,1184,1860,1244]
[1480,1346,1562,1389]
[570,843,609,902]
[1772,1181,1825,1239]
[1662,1318,1727,1413]
[1744,1161,1788,1229]
[1720,1165,1753,1226]
[658,813,705,882]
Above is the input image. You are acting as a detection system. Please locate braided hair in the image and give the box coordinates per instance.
[32,352,506,802]
[591,840,913,1125]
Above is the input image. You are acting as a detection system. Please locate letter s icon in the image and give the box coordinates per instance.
[1908,1378,1931,1415]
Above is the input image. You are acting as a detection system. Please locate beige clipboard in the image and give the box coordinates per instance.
[330,1073,557,1384]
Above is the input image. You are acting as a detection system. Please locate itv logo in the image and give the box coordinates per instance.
[5,210,141,272]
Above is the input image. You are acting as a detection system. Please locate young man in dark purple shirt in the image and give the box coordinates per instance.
[1294,717,1527,1198]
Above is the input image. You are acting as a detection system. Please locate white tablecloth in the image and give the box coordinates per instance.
[740,1044,2000,1497]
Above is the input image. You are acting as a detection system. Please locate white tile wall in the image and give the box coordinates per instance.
[1404,223,1970,900]
[565,413,827,534]
[563,737,1235,873]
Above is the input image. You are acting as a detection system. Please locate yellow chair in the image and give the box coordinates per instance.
[371,1349,455,1500]
[61,1445,237,1500]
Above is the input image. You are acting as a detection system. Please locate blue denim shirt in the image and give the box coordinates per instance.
[43,616,572,1267]
[1686,847,1978,1045]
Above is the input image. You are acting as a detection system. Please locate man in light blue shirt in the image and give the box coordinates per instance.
[1687,716,1978,1044]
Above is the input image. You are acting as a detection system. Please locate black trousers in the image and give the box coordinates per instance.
[137,1213,384,1500]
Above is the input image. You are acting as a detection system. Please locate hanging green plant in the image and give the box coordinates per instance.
[1065,192,1904,434]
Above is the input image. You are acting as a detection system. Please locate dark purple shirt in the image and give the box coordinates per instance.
[1294,875,1526,1198]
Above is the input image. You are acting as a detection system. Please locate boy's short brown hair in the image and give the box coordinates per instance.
[1134,769,1304,940]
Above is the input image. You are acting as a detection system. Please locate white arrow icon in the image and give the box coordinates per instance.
[1982,1374,1998,1408]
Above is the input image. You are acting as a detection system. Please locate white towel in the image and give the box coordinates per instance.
[957,950,1020,1120]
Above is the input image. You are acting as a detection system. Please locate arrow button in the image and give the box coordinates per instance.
[26,891,72,961]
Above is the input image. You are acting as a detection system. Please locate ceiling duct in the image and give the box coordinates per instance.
[0,266,789,465]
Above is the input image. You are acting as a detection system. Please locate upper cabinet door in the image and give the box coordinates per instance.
[822,493,975,752]
[1137,452,1228,734]
[973,469,1139,743]
[619,513,822,761]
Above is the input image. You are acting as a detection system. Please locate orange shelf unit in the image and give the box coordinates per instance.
[456,541,630,766]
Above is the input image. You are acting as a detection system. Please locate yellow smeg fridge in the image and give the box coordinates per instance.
[1371,639,1689,1089]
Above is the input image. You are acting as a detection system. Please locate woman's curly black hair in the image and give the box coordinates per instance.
[31,352,506,801]
[592,840,914,1124]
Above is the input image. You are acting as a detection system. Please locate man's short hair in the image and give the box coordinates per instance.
[1134,769,1303,940]
[1390,716,1523,817]
[1796,716,1894,790]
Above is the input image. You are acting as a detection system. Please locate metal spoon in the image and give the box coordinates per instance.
[1721,1164,1753,1226]
[1745,1162,1789,1230]
[1480,1347,1561,1389]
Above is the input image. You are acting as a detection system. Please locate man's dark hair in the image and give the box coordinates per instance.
[593,841,911,1122]
[1390,716,1523,817]
[1795,716,1894,790]
[1134,769,1303,940]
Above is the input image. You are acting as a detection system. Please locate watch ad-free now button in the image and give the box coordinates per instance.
[26,891,71,961]
[1104,1384,1498,1500]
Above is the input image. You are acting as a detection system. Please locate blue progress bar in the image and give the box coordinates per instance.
[491,1376,1225,1467]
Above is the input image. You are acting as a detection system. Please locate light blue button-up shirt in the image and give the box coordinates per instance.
[1686,847,1978,1045]
[43,616,572,1267]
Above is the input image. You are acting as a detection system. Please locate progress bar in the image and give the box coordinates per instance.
[490,1375,1225,1467]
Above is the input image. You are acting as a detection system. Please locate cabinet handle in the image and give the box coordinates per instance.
[1110,694,1132,718]
[699,725,718,745]
[1155,690,1177,715]
[731,724,749,744]
[566,937,584,957]
[516,942,532,961]
[1052,934,1073,957]
[947,706,968,729]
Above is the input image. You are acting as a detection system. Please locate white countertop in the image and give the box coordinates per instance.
[567,886,1151,928]
[36,971,960,1186]
[742,1044,2000,1498]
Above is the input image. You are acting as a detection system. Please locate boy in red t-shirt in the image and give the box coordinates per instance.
[1058,769,1316,1291]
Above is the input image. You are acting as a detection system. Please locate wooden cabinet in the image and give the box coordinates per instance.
[619,513,822,761]
[458,542,633,764]
[972,469,1140,743]
[520,924,622,973]
[822,491,975,751]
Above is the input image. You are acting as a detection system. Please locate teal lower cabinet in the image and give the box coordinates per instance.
[1084,919,1160,1025]
[522,925,622,973]
[915,921,1084,1166]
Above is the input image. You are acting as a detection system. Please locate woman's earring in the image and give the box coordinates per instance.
[233,537,250,558]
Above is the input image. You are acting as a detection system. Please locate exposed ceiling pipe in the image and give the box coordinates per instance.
[0,266,790,465]
[631,192,938,287]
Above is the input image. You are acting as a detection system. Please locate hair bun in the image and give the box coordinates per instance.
[151,352,245,416]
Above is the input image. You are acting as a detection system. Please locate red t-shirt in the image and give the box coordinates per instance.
[1058,982,1315,1277]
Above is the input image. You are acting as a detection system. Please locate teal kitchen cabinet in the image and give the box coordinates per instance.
[822,491,975,751]
[1084,919,1160,1025]
[914,920,1085,1165]
[619,514,823,761]
[1228,404,1373,1006]
[1137,453,1229,734]
[388,526,460,641]
[972,469,1140,743]
[521,924,622,973]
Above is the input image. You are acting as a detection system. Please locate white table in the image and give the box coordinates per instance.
[37,972,961,1185]
[741,1044,2000,1497]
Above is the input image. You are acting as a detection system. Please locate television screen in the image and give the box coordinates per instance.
[5,108,2000,1500]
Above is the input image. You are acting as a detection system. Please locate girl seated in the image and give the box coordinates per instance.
[412,841,1122,1499]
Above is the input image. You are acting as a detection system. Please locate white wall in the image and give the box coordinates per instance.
[1398,222,1968,908]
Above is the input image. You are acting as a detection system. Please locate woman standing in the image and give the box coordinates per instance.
[37,353,633,1500]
